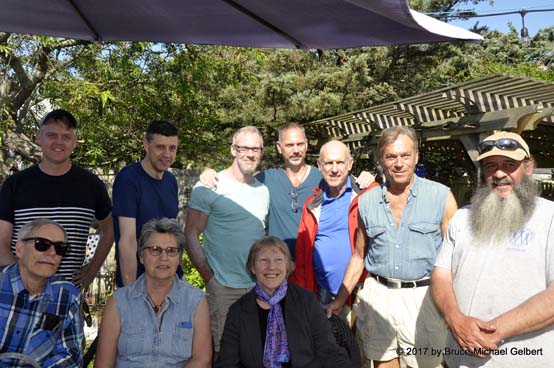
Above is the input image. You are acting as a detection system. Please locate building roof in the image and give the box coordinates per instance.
[305,74,554,167]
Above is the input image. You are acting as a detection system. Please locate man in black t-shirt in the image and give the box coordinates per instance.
[0,109,114,288]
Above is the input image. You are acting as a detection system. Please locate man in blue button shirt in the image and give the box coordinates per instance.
[0,218,83,367]
[327,126,458,368]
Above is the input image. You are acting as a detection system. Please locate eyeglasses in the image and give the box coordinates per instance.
[478,138,529,156]
[290,187,299,213]
[143,246,180,257]
[232,145,263,154]
[22,237,69,256]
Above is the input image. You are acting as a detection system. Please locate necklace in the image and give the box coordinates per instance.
[288,164,309,188]
[147,293,165,314]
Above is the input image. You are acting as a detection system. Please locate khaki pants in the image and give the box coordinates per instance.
[205,277,251,353]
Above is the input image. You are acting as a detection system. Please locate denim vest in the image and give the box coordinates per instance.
[115,274,204,368]
[359,176,448,280]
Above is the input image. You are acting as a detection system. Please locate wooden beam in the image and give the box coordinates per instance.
[458,134,481,170]
[417,105,543,140]
[516,107,554,133]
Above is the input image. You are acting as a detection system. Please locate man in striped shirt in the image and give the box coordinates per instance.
[0,109,113,289]
[0,219,83,367]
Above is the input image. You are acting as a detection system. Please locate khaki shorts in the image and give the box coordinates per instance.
[354,277,446,368]
[205,277,251,353]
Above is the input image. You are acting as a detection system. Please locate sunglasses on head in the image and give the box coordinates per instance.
[22,237,69,256]
[289,187,299,213]
[478,138,529,156]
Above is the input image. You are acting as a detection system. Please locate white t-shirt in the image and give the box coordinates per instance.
[435,197,554,368]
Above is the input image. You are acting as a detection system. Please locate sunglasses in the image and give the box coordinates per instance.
[22,237,69,256]
[478,138,529,156]
[143,246,180,257]
[289,187,299,213]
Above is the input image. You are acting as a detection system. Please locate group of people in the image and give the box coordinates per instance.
[0,108,553,368]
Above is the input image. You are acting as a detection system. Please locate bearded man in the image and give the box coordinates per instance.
[431,131,554,368]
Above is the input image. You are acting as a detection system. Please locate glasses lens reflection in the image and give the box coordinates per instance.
[145,246,180,257]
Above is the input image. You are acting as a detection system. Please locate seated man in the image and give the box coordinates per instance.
[0,219,83,367]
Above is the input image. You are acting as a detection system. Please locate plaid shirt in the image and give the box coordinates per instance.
[0,264,83,367]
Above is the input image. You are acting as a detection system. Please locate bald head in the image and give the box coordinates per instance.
[317,140,353,197]
[318,140,351,161]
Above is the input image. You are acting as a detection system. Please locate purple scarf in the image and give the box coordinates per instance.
[255,281,290,368]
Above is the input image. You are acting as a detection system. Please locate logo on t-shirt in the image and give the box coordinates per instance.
[508,229,533,252]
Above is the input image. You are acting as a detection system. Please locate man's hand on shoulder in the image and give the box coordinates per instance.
[354,171,375,190]
[199,168,218,189]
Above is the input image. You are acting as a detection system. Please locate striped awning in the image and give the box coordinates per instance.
[306,74,554,153]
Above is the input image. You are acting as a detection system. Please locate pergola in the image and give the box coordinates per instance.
[305,74,554,201]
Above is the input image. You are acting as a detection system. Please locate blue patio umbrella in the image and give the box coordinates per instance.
[0,0,481,49]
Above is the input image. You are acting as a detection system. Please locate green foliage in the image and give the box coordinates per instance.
[2,16,554,178]
[181,232,205,289]
[0,43,10,56]
[182,253,204,290]
[466,27,554,82]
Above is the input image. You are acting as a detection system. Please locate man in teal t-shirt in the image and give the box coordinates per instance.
[185,126,269,354]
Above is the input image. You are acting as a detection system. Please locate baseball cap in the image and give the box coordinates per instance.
[39,109,77,129]
[476,131,530,161]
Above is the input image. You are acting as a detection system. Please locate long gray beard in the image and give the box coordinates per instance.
[470,175,538,242]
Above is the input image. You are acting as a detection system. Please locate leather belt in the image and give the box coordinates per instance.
[370,274,430,289]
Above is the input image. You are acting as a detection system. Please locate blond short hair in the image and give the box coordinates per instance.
[247,236,294,277]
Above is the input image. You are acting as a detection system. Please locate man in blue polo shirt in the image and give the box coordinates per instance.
[290,140,377,323]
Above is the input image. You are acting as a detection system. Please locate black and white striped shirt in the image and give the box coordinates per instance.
[0,164,112,281]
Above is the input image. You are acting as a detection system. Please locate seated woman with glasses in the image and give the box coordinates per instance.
[95,218,211,368]
[216,236,351,368]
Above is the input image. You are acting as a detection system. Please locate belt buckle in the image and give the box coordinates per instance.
[388,278,402,289]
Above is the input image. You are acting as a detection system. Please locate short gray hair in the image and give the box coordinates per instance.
[378,126,418,160]
[138,218,185,254]
[18,219,67,242]
[232,126,264,147]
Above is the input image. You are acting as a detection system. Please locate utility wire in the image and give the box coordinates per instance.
[426,7,554,20]
[426,7,554,39]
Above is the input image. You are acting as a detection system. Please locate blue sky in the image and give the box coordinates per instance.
[443,0,554,36]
